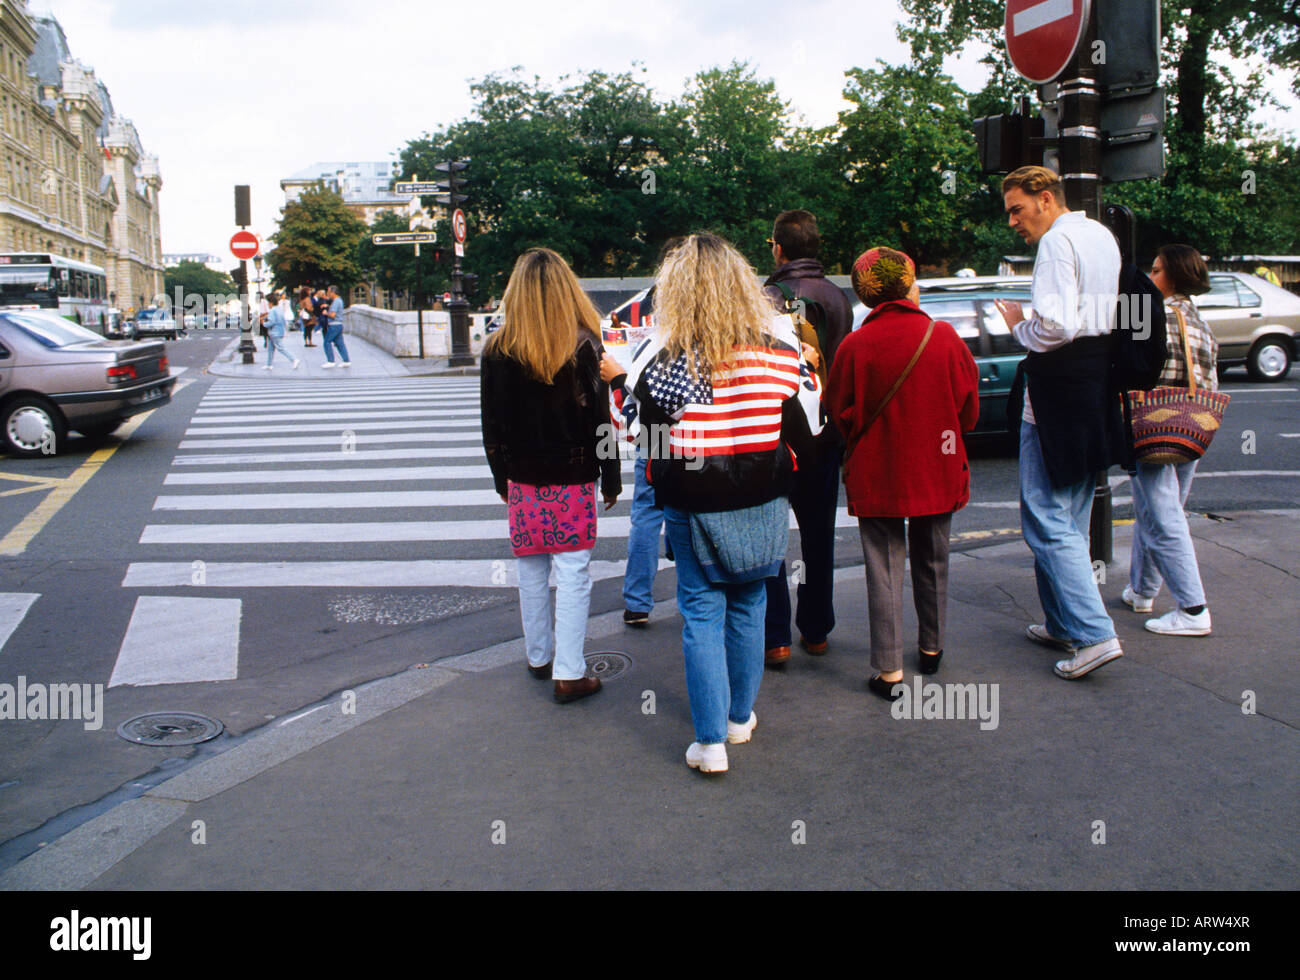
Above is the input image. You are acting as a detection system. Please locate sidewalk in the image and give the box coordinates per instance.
[3,513,1296,889]
[205,333,475,379]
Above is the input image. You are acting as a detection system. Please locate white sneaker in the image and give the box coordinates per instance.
[685,742,728,773]
[292,359,302,370]
[1144,607,1211,636]
[261,364,273,370]
[1122,586,1154,614]
[339,360,352,368]
[321,362,336,369]
[1054,637,1123,679]
[726,712,757,744]
[1025,624,1075,653]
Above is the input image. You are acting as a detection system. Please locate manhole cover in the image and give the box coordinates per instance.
[117,712,224,746]
[584,651,631,682]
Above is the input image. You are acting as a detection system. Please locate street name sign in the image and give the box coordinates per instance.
[230,230,260,260]
[372,232,437,245]
[1005,0,1091,84]
[394,181,440,195]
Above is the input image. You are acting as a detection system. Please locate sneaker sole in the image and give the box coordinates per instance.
[686,758,728,773]
[1025,626,1075,653]
[1144,624,1211,636]
[726,723,757,745]
[1054,649,1124,679]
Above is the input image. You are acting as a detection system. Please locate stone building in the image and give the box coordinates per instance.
[0,1,163,311]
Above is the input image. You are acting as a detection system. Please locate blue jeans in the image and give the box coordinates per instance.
[266,330,293,365]
[622,456,663,614]
[1019,421,1116,646]
[516,549,592,681]
[322,324,350,363]
[1129,460,1206,608]
[663,507,766,744]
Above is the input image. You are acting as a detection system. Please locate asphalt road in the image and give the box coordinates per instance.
[0,333,1296,855]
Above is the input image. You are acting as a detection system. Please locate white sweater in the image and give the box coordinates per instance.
[1013,211,1121,424]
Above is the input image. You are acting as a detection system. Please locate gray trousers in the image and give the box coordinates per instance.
[857,514,952,673]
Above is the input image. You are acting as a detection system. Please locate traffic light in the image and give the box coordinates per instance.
[974,98,1044,175]
[234,185,251,227]
[434,158,469,207]
[231,265,247,290]
[462,273,479,296]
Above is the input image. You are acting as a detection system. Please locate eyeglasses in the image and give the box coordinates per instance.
[766,238,776,246]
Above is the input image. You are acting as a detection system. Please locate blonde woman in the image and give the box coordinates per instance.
[480,249,621,703]
[624,233,821,773]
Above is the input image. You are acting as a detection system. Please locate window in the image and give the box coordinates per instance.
[1197,276,1243,310]
[1234,281,1262,308]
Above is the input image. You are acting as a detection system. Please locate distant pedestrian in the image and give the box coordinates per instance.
[1125,244,1217,636]
[624,233,821,774]
[256,292,270,348]
[994,165,1126,680]
[262,291,301,371]
[480,248,621,704]
[760,209,853,668]
[829,247,979,701]
[319,284,351,368]
[298,287,317,346]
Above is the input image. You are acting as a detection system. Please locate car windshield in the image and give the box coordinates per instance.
[1,310,107,347]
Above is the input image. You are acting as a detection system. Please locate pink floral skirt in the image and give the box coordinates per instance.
[506,481,597,556]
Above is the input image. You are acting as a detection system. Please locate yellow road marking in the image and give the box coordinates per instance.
[0,408,157,556]
[0,482,59,498]
[0,470,65,485]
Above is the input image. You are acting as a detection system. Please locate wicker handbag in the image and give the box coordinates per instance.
[1126,307,1230,464]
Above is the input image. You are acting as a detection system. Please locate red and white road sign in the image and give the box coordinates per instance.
[451,208,467,244]
[230,230,260,260]
[1005,0,1091,85]
[442,292,452,304]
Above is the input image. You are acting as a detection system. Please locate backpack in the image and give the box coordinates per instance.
[1110,261,1167,392]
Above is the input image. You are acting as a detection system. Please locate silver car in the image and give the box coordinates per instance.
[0,309,176,457]
[1193,272,1300,382]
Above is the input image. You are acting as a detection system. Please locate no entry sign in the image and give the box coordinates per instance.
[1005,0,1091,84]
[230,230,260,260]
[451,209,467,244]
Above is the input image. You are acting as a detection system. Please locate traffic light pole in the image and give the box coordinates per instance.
[238,258,255,365]
[415,243,425,360]
[1058,4,1112,565]
[444,158,473,368]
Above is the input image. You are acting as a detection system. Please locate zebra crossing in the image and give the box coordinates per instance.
[121,376,648,591]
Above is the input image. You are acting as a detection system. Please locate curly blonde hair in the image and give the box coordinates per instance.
[653,233,774,379]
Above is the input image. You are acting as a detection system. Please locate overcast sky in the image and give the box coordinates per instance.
[30,0,1300,259]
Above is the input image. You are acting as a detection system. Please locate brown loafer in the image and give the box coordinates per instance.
[764,645,791,668]
[800,636,829,655]
[528,661,552,680]
[553,676,602,703]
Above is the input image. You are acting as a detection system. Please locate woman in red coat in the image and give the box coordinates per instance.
[828,247,980,701]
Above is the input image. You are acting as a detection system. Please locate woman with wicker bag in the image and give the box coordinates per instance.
[1124,244,1220,636]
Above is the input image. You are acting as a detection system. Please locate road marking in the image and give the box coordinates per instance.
[138,511,861,544]
[0,408,158,557]
[177,431,481,449]
[1192,468,1300,476]
[154,489,504,510]
[122,559,674,589]
[196,394,477,408]
[0,593,40,651]
[1222,387,1297,393]
[1013,0,1073,36]
[172,447,484,465]
[188,410,478,425]
[109,596,241,687]
[162,462,635,485]
[184,418,479,434]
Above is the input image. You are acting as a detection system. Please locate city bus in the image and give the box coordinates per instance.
[0,253,110,330]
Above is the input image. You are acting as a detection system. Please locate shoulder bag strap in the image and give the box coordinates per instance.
[1173,306,1197,394]
[862,318,936,432]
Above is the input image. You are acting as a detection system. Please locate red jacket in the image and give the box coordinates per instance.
[828,300,979,518]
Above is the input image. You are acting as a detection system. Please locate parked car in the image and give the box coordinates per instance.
[0,309,176,456]
[132,306,179,340]
[1193,272,1300,382]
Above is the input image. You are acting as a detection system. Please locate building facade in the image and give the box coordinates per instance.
[0,1,163,312]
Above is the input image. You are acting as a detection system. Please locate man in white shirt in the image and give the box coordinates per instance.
[995,166,1124,681]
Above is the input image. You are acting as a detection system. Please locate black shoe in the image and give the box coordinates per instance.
[918,649,943,675]
[867,674,904,701]
[528,661,552,680]
[623,609,650,627]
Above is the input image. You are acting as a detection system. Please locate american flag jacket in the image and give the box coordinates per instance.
[622,314,824,513]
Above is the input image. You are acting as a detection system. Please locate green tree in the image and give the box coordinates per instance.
[266,183,368,293]
[163,260,236,302]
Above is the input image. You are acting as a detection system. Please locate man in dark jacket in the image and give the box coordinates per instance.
[761,209,853,667]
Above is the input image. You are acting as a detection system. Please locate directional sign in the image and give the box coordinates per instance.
[394,181,440,195]
[452,209,467,244]
[1005,0,1091,85]
[372,232,437,246]
[230,230,260,260]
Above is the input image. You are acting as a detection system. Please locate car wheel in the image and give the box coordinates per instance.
[1246,337,1293,382]
[2,397,67,458]
[76,422,120,441]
